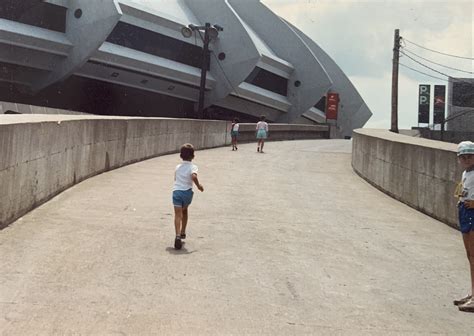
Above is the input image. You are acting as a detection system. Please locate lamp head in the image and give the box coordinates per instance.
[208,27,219,40]
[181,26,193,38]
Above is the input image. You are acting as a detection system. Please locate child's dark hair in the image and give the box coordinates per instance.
[260,115,266,121]
[233,117,239,123]
[180,143,195,161]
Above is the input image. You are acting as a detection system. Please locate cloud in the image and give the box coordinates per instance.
[349,70,434,130]
[263,0,473,129]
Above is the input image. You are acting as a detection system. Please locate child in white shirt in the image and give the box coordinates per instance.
[231,118,240,151]
[172,143,204,249]
[256,115,269,153]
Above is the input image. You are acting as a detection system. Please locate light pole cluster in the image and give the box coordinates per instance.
[181,23,223,119]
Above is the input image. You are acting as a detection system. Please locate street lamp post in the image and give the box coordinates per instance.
[182,23,223,119]
[197,23,211,119]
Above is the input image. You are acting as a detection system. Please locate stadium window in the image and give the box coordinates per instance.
[314,96,326,112]
[0,0,66,33]
[244,67,288,96]
[106,22,207,69]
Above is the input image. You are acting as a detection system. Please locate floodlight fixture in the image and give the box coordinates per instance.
[181,26,193,38]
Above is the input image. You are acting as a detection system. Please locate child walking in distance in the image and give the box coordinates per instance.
[454,141,474,312]
[256,115,268,153]
[231,118,240,150]
[172,144,204,250]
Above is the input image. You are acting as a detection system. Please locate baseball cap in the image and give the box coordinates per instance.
[457,141,474,156]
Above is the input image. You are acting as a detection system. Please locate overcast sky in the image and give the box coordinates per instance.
[263,0,473,129]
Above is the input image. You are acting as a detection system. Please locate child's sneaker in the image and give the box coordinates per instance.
[174,236,182,250]
[180,233,186,239]
[458,298,474,312]
[454,294,472,306]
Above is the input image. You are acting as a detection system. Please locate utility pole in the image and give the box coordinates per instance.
[440,114,445,141]
[390,29,400,133]
[197,23,211,119]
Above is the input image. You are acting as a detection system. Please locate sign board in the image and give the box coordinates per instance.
[418,84,430,124]
[433,85,446,124]
[326,93,339,120]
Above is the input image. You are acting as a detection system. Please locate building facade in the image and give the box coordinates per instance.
[0,0,372,137]
[447,77,474,132]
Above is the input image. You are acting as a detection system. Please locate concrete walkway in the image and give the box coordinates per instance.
[0,140,472,335]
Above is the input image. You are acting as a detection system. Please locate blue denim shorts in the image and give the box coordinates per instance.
[172,189,194,208]
[256,129,267,139]
[458,202,474,234]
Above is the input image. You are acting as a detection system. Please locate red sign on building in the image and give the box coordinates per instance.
[326,93,339,120]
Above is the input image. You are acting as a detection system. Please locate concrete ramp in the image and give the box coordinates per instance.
[0,140,471,334]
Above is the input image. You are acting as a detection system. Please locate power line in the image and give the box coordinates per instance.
[399,62,449,82]
[401,47,474,75]
[402,37,474,60]
[445,108,474,123]
[401,51,456,78]
[420,107,474,130]
[399,64,473,110]
[400,51,474,84]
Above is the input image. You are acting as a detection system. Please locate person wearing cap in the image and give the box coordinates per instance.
[453,141,474,312]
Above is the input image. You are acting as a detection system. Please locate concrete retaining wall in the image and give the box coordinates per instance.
[414,128,474,144]
[352,129,462,229]
[234,123,329,143]
[0,100,88,115]
[0,115,330,230]
[0,115,230,229]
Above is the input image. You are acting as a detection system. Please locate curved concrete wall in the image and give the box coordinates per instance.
[0,100,89,115]
[0,115,229,229]
[352,129,461,229]
[0,115,331,230]
[234,123,329,143]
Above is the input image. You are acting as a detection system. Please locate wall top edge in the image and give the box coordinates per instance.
[0,114,227,125]
[239,123,329,131]
[354,128,458,153]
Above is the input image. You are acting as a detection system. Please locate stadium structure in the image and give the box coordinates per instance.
[0,0,372,137]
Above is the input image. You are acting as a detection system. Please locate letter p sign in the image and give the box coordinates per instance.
[419,85,429,94]
[418,84,430,123]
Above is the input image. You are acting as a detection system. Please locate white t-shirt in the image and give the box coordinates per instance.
[256,121,268,131]
[232,123,239,131]
[461,169,474,201]
[174,161,198,191]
